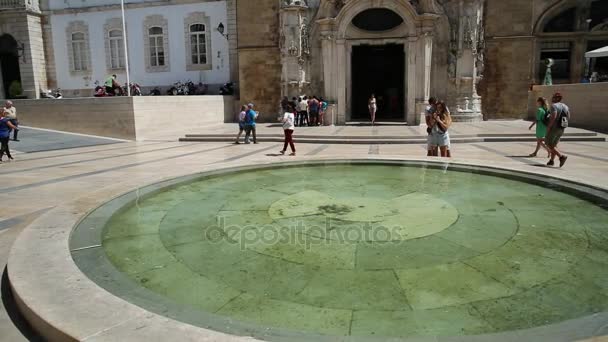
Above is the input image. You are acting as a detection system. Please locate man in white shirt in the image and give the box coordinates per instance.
[3,101,18,141]
[297,96,309,127]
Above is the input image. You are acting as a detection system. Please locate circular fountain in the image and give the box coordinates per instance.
[66,161,608,341]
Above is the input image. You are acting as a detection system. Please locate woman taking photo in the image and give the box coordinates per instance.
[431,101,452,158]
[368,94,377,125]
[279,103,296,156]
[528,97,550,157]
[0,109,17,162]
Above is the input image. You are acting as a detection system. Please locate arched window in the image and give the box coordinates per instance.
[70,32,87,71]
[352,8,404,32]
[108,29,125,69]
[543,7,576,33]
[189,24,207,65]
[148,27,164,67]
[590,0,608,31]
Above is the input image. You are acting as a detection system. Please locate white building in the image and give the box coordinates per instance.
[0,0,237,98]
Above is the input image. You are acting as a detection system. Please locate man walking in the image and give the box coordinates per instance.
[546,92,569,167]
[244,103,259,144]
[4,101,19,141]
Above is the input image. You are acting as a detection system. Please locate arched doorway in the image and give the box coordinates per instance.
[350,9,405,121]
[0,34,22,99]
[317,0,440,125]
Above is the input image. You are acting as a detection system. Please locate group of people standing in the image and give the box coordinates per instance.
[529,92,569,167]
[282,96,329,127]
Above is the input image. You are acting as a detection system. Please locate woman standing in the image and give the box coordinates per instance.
[279,103,296,156]
[528,97,550,157]
[234,105,247,144]
[368,94,377,125]
[431,101,452,158]
[0,109,17,162]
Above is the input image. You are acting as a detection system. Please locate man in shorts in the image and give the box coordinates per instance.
[546,92,569,168]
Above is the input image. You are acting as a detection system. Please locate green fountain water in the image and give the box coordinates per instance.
[76,163,608,339]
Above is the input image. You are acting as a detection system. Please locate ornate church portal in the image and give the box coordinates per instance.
[279,0,485,125]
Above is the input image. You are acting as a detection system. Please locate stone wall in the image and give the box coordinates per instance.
[480,38,535,119]
[132,95,234,140]
[480,0,538,119]
[528,83,608,133]
[236,0,281,121]
[13,96,234,140]
[14,97,136,139]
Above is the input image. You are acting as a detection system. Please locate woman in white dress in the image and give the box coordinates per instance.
[368,94,377,125]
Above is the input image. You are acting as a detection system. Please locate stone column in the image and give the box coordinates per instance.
[279,1,311,100]
[421,32,433,125]
[406,37,418,125]
[321,36,334,100]
[447,0,483,122]
[336,38,346,125]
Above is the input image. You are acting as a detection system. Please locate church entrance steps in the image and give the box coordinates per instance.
[177,121,606,144]
[180,133,604,145]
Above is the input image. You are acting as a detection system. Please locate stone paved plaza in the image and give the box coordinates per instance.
[1,123,608,341]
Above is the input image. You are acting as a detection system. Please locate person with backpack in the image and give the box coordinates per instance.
[244,103,259,144]
[545,92,569,167]
[528,97,550,157]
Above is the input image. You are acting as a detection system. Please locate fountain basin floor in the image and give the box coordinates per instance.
[69,161,608,341]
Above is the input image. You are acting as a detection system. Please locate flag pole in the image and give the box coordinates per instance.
[120,0,131,96]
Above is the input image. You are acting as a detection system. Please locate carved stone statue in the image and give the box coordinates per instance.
[543,58,554,86]
[283,0,307,7]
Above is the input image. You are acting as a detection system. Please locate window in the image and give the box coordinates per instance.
[352,9,404,32]
[189,24,207,65]
[539,41,571,82]
[149,27,164,67]
[109,29,125,69]
[184,12,212,71]
[66,21,91,74]
[543,7,576,33]
[71,32,87,71]
[143,15,169,72]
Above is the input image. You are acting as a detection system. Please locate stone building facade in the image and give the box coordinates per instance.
[237,0,608,123]
[0,0,606,124]
[0,0,47,99]
[482,0,608,119]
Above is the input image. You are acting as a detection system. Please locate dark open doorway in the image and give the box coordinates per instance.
[0,34,22,99]
[351,44,405,121]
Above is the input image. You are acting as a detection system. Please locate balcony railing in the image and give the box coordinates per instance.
[0,0,39,11]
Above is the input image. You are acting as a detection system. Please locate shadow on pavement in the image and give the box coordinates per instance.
[1,266,45,342]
